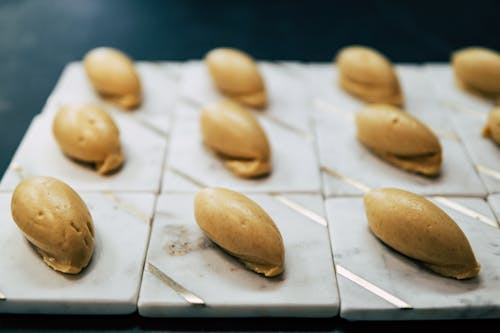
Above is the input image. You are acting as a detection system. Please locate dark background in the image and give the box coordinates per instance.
[0,0,499,331]
[1,0,500,175]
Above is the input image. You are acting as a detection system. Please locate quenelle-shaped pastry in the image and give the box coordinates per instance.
[194,187,284,277]
[11,176,95,274]
[84,47,142,109]
[53,103,124,174]
[205,48,267,108]
[452,47,500,97]
[482,107,500,144]
[200,100,271,178]
[336,46,403,106]
[355,104,442,176]
[364,188,480,279]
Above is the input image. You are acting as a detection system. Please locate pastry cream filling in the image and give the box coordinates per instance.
[452,47,500,96]
[227,90,267,109]
[84,47,142,110]
[340,74,403,105]
[11,177,95,275]
[201,100,272,178]
[482,107,500,144]
[364,188,480,280]
[53,104,124,175]
[373,150,442,176]
[355,104,442,176]
[194,188,285,278]
[205,47,267,108]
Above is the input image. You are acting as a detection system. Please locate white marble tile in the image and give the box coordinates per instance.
[313,106,486,197]
[138,193,338,317]
[0,111,167,193]
[0,192,155,314]
[326,196,500,321]
[177,61,313,135]
[486,194,500,223]
[162,105,321,193]
[309,65,486,197]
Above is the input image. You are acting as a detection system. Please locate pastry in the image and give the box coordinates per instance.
[84,47,142,109]
[355,104,442,176]
[364,188,480,279]
[336,46,403,105]
[11,176,95,274]
[194,187,284,277]
[200,100,271,178]
[452,47,500,97]
[482,107,500,144]
[205,48,267,108]
[53,103,124,174]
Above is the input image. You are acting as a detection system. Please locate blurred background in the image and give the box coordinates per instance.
[1,0,500,173]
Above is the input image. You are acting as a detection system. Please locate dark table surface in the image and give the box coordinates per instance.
[1,0,499,331]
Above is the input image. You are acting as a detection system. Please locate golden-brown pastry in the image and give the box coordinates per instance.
[336,46,403,105]
[11,176,95,274]
[355,104,442,176]
[200,100,271,178]
[482,107,500,144]
[205,48,267,108]
[364,188,480,279]
[84,47,142,109]
[53,103,124,174]
[194,187,284,277]
[452,47,500,97]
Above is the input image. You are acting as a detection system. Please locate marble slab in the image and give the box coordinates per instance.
[0,192,155,314]
[308,64,486,197]
[0,110,168,193]
[326,196,500,321]
[162,103,321,193]
[138,192,338,317]
[177,61,313,135]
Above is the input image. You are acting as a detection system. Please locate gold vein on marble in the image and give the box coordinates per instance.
[166,166,206,188]
[432,196,499,228]
[321,166,371,193]
[312,98,354,121]
[336,264,413,309]
[102,191,151,225]
[147,262,205,306]
[11,161,27,181]
[476,164,500,182]
[272,194,327,226]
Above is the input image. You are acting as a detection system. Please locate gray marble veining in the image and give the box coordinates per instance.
[138,193,338,317]
[0,192,155,314]
[326,197,500,321]
[0,111,167,193]
[307,64,486,197]
[162,105,321,193]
